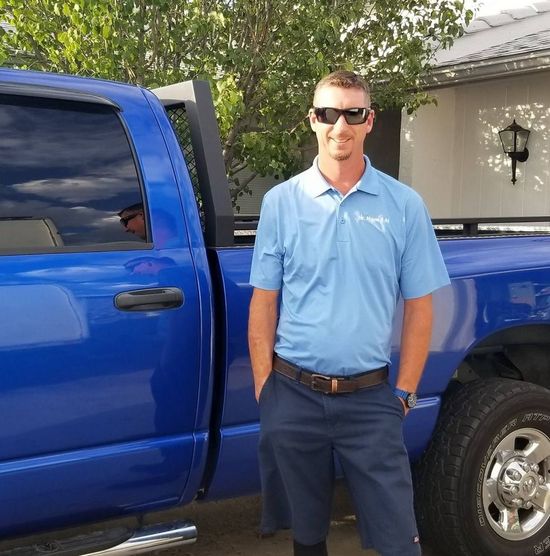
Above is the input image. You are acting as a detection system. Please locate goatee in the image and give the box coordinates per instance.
[330,151,352,161]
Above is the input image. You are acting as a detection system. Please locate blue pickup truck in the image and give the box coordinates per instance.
[1,68,550,556]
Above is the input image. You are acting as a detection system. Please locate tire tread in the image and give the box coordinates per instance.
[415,378,548,556]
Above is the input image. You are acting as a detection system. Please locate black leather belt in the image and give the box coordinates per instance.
[272,354,388,394]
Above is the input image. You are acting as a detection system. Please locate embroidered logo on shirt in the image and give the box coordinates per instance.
[354,213,390,232]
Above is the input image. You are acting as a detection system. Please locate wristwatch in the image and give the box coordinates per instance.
[393,388,417,409]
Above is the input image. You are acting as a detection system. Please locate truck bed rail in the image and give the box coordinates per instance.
[234,215,550,243]
[433,216,550,238]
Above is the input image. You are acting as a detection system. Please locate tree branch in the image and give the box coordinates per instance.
[230,160,249,174]
[231,171,258,197]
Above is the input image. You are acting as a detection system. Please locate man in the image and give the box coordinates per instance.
[248,70,450,556]
[118,203,179,249]
[118,202,146,240]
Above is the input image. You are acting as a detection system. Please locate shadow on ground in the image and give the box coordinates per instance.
[154,481,439,556]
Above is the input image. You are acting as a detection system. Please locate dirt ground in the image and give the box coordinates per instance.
[0,483,439,556]
[156,482,439,556]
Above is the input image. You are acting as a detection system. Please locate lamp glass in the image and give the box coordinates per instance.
[515,129,529,152]
[498,119,530,154]
[499,129,516,153]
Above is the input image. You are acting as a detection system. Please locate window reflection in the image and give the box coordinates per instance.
[0,94,145,248]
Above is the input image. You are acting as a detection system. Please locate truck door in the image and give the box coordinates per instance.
[0,80,202,535]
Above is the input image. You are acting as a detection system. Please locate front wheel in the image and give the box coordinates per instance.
[415,378,550,556]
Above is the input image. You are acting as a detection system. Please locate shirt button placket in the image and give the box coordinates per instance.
[337,204,350,243]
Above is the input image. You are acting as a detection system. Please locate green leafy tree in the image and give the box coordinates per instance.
[0,0,475,204]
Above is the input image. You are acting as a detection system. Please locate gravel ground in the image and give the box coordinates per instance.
[154,481,440,556]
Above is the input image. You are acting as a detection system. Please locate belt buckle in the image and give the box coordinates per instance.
[310,374,340,394]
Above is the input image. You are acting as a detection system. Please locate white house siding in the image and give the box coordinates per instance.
[399,71,550,218]
[231,172,284,216]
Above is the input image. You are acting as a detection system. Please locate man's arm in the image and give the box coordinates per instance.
[248,287,280,402]
[396,293,433,413]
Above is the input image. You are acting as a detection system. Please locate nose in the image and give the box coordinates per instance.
[333,113,349,129]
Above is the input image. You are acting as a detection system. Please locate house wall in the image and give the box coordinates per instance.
[232,173,283,216]
[399,72,550,218]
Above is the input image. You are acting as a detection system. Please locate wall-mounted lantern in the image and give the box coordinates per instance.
[498,119,530,185]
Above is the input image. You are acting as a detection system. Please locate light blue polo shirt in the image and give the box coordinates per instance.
[250,156,450,376]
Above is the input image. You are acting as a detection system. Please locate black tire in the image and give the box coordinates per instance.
[415,378,550,556]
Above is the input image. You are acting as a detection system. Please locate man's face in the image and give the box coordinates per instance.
[309,85,374,162]
[120,209,146,240]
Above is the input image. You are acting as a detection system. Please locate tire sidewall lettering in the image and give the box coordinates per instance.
[534,536,550,555]
[472,410,550,554]
[416,380,550,556]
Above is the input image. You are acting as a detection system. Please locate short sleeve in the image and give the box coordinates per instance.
[249,193,284,290]
[399,194,450,299]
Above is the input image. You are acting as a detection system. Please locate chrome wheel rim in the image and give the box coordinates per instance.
[482,427,550,540]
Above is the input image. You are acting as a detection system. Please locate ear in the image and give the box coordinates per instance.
[365,109,375,134]
[308,108,318,132]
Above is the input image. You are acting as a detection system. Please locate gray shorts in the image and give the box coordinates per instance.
[258,369,421,556]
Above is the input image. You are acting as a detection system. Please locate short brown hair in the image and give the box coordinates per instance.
[314,70,370,102]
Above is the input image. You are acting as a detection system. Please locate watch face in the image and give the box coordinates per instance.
[406,393,417,408]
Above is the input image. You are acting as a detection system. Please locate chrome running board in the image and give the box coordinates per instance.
[82,521,197,555]
[0,520,197,556]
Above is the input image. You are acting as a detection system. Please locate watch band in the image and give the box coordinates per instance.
[393,387,418,408]
[393,387,410,400]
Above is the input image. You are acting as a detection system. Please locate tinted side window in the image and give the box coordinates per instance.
[0,94,145,251]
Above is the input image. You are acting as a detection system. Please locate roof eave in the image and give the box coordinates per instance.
[422,49,550,89]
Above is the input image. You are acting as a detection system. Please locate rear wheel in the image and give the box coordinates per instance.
[415,378,550,556]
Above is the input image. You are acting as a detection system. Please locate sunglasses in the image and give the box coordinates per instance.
[120,212,142,227]
[313,107,370,125]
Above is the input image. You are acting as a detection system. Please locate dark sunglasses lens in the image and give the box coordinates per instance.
[344,109,367,124]
[314,108,329,124]
[121,213,138,227]
[315,107,368,125]
[323,108,340,124]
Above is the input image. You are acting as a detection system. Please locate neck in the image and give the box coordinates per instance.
[317,153,366,196]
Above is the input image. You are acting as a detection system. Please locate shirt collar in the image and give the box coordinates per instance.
[307,155,380,198]
[357,156,380,196]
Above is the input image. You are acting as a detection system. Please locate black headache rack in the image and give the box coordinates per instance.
[234,215,259,245]
[153,81,234,248]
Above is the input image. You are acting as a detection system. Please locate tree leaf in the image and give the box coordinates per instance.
[0,0,479,201]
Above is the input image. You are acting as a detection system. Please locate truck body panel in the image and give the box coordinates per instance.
[0,69,210,536]
[204,237,550,496]
[2,67,550,555]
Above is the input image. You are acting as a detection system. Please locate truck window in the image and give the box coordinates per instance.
[0,94,145,251]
